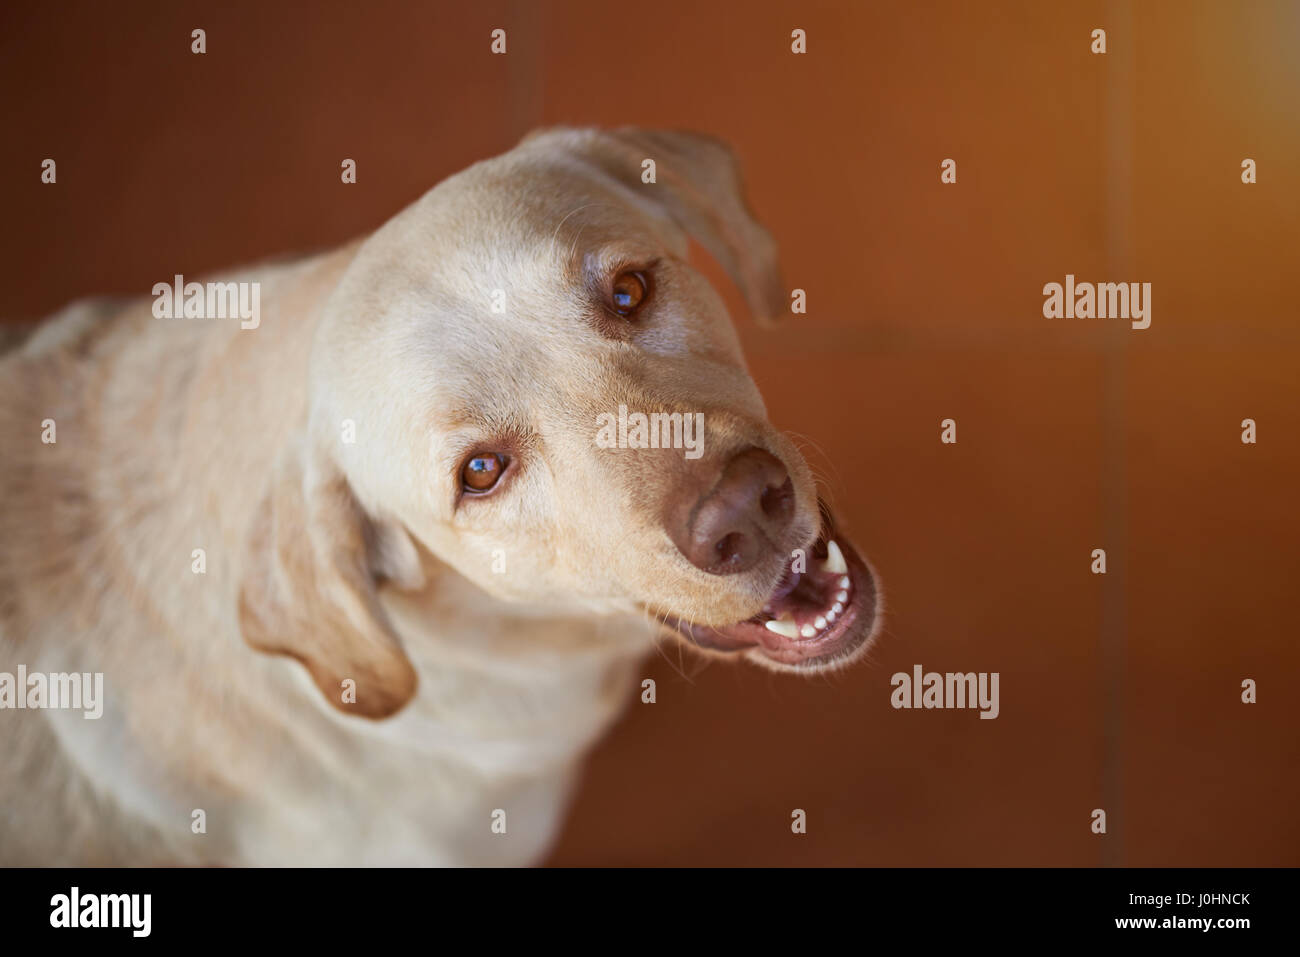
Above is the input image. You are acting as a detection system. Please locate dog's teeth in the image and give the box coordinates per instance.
[836,590,848,603]
[800,624,816,638]
[764,618,800,639]
[826,608,838,623]
[839,575,851,590]
[815,615,827,630]
[823,540,848,574]
[832,601,844,615]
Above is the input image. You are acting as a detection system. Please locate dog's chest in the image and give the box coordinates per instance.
[233,621,650,866]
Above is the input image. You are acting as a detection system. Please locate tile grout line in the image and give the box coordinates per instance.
[1101,0,1136,868]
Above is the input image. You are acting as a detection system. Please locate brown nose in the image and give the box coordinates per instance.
[670,447,795,574]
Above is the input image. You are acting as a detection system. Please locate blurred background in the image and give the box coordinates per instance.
[1,0,1297,865]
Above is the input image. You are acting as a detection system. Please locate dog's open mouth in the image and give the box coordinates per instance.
[664,505,879,668]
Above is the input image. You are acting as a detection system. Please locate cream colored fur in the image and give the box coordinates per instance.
[0,128,855,865]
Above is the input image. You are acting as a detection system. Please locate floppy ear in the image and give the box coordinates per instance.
[237,437,422,719]
[524,126,786,325]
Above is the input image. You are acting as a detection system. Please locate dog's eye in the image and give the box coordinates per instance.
[462,453,507,493]
[610,270,648,316]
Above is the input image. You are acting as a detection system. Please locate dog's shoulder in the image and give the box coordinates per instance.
[12,296,127,359]
[0,297,142,641]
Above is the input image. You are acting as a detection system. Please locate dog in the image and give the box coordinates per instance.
[0,127,881,865]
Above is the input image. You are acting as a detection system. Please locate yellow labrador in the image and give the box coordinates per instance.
[0,128,880,865]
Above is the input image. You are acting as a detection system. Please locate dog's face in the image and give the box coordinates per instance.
[239,128,880,718]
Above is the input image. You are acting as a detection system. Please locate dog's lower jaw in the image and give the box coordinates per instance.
[657,521,882,671]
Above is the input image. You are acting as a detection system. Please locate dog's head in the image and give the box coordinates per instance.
[238,128,880,718]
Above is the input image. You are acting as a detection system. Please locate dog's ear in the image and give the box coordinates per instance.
[237,437,421,719]
[525,126,786,325]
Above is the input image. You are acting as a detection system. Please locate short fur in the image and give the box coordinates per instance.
[0,128,873,865]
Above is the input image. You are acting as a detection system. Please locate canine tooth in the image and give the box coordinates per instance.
[832,602,844,614]
[765,618,800,639]
[800,624,816,638]
[839,576,851,590]
[815,615,827,630]
[823,540,848,575]
[836,590,848,603]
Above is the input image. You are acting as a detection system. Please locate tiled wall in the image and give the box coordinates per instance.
[2,0,1296,865]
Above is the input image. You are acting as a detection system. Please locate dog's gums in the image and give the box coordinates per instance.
[664,509,879,669]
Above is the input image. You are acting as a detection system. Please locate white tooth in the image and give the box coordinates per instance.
[832,602,844,614]
[826,609,838,622]
[839,576,851,590]
[765,618,800,639]
[836,590,848,603]
[815,615,827,630]
[823,540,848,574]
[800,624,816,638]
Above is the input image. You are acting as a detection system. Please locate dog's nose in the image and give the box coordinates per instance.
[672,447,794,574]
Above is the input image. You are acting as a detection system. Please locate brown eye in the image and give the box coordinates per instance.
[610,270,648,316]
[462,453,507,493]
